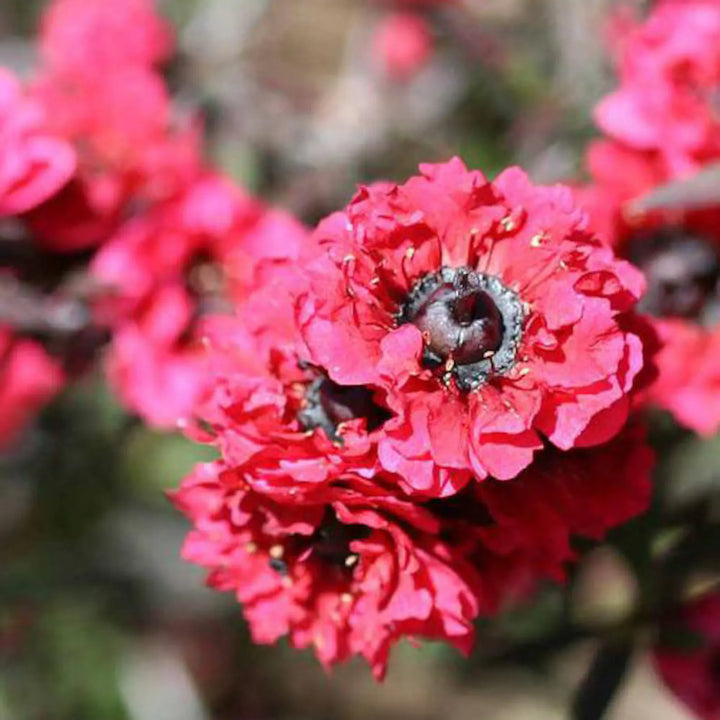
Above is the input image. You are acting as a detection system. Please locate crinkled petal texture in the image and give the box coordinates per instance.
[654,593,720,720]
[0,328,65,450]
[0,68,75,216]
[173,462,480,679]
[594,0,720,176]
[299,158,648,495]
[173,423,652,678]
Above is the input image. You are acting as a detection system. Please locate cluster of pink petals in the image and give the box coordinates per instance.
[580,2,720,435]
[299,158,650,495]
[372,12,434,81]
[0,0,309,440]
[26,0,200,252]
[0,69,74,444]
[174,423,651,678]
[595,0,720,177]
[0,69,75,217]
[580,148,720,436]
[92,174,308,427]
[654,592,720,720]
[39,0,173,75]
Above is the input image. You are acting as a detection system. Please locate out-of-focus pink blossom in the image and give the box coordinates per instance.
[0,68,75,217]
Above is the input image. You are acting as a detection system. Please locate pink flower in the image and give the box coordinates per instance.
[92,174,309,427]
[595,0,720,176]
[372,12,434,81]
[578,143,720,436]
[0,68,75,217]
[39,0,173,76]
[27,66,201,251]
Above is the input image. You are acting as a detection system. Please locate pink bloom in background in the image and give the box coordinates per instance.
[22,0,199,252]
[595,0,720,176]
[372,12,434,81]
[27,65,201,252]
[0,329,65,449]
[92,173,309,428]
[654,592,720,720]
[0,68,75,217]
[299,159,650,496]
[39,0,173,75]
[578,141,720,436]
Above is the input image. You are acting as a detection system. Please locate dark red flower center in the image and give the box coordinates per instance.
[268,508,370,578]
[627,228,720,322]
[298,376,391,441]
[399,266,524,391]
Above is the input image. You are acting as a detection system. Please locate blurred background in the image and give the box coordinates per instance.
[0,0,710,718]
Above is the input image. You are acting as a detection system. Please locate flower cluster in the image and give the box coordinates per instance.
[173,158,655,676]
[0,0,669,685]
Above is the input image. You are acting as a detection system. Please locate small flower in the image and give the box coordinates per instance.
[0,328,65,450]
[39,0,173,76]
[372,12,434,82]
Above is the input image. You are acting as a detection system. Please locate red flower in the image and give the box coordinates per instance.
[0,68,75,217]
[372,12,434,81]
[172,423,652,678]
[0,328,65,450]
[92,174,309,427]
[299,158,649,495]
[594,0,720,177]
[654,592,720,720]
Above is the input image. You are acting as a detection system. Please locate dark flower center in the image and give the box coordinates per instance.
[297,376,390,441]
[627,228,720,322]
[267,508,370,577]
[309,509,371,566]
[399,266,524,391]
